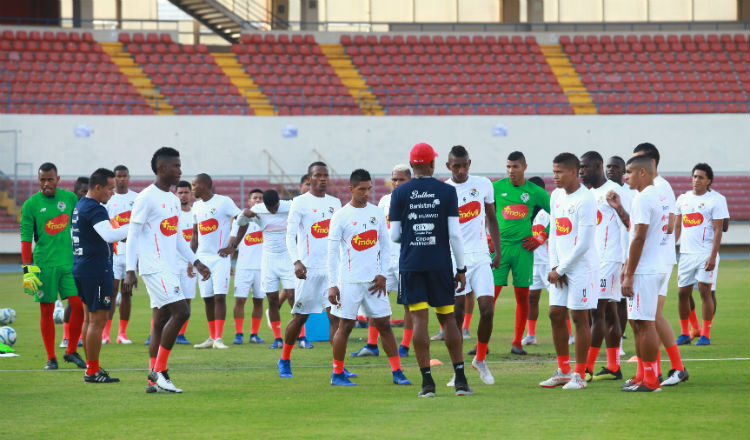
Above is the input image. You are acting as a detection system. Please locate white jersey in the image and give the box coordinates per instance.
[590,180,630,263]
[629,185,667,274]
[106,189,137,256]
[328,202,389,284]
[177,208,194,264]
[549,186,598,273]
[128,184,182,275]
[531,209,550,265]
[675,190,729,254]
[251,200,291,255]
[446,175,494,265]
[654,175,677,269]
[232,220,263,270]
[192,194,241,258]
[377,193,400,265]
[287,192,341,270]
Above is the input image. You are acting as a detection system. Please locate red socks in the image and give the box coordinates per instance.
[635,357,644,382]
[400,329,413,348]
[463,313,473,330]
[566,319,573,336]
[643,360,660,388]
[86,359,99,376]
[234,318,244,334]
[299,325,306,338]
[689,309,700,332]
[574,362,586,378]
[476,341,489,362]
[528,319,537,336]
[367,325,379,345]
[493,285,502,306]
[103,319,112,339]
[251,317,261,335]
[388,355,401,372]
[512,287,530,347]
[606,347,620,372]
[207,320,216,340]
[281,342,294,361]
[149,357,156,370]
[179,320,189,336]
[679,319,690,335]
[665,344,685,371]
[271,321,282,339]
[154,346,171,372]
[557,355,571,374]
[333,359,345,374]
[117,319,129,338]
[586,346,600,373]
[702,320,712,338]
[63,321,70,341]
[40,303,56,360]
[66,296,84,355]
[215,319,225,340]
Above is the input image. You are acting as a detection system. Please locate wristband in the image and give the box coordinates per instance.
[456,266,467,274]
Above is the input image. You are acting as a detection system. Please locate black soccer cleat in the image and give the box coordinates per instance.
[84,368,120,383]
[510,345,527,355]
[418,384,436,398]
[44,358,58,370]
[63,352,86,369]
[454,381,474,396]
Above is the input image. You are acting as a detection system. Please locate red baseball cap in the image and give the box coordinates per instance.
[410,142,438,164]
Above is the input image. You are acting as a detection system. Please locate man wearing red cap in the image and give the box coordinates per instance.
[389,142,471,397]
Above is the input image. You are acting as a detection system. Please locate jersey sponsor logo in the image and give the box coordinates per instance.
[682,212,704,227]
[532,223,545,237]
[501,204,528,220]
[351,229,378,251]
[244,230,263,246]
[311,219,331,238]
[114,210,132,225]
[182,228,193,242]
[198,218,219,235]
[555,217,572,236]
[160,216,179,236]
[44,213,69,235]
[596,210,602,225]
[458,201,481,224]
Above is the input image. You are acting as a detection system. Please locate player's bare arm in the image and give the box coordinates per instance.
[622,224,648,298]
[484,201,502,268]
[606,190,630,228]
[705,218,724,271]
[189,224,198,253]
[218,223,248,257]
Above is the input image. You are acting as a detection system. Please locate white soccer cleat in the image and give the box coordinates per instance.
[212,338,229,349]
[148,370,183,393]
[431,329,444,341]
[521,334,537,346]
[562,372,587,390]
[193,338,215,349]
[446,374,456,387]
[661,368,689,386]
[116,336,133,344]
[462,328,471,340]
[471,357,495,385]
[568,334,575,345]
[539,368,572,388]
[59,338,68,348]
[619,347,626,357]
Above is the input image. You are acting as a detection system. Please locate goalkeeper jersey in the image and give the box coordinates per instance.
[492,178,550,245]
[20,189,78,267]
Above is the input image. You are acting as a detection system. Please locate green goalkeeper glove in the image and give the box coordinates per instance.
[22,265,42,296]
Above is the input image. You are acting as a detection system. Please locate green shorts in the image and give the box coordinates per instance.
[35,265,78,303]
[491,242,533,288]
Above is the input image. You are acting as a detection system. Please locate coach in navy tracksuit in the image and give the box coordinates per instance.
[388,142,471,398]
[72,168,129,383]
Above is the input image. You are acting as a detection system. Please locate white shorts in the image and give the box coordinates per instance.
[142,271,185,309]
[454,263,494,298]
[178,264,197,300]
[198,256,231,298]
[598,261,623,302]
[261,252,295,292]
[234,268,263,299]
[549,268,597,310]
[385,263,399,293]
[530,263,550,290]
[678,253,718,288]
[658,265,674,297]
[291,270,331,314]
[332,283,392,320]
[627,273,665,321]
[112,254,126,280]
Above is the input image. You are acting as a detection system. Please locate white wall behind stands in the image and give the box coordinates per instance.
[1,114,748,178]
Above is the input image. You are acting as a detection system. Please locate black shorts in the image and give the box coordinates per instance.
[398,270,455,308]
[74,276,114,312]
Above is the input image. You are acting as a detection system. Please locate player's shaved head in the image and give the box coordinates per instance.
[307,161,327,175]
[625,155,655,191]
[507,151,526,164]
[633,142,660,166]
[581,151,603,164]
[194,173,213,189]
[39,162,58,174]
[449,145,469,159]
[113,165,129,174]
[263,189,280,210]
[176,180,191,190]
[528,176,545,189]
[151,147,180,175]
[626,155,655,174]
[553,152,580,170]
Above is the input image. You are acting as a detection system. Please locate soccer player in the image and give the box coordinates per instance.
[620,155,667,392]
[73,168,130,382]
[190,173,245,350]
[350,164,414,358]
[278,162,342,379]
[522,176,550,347]
[579,151,629,381]
[231,189,266,344]
[389,142,471,397]
[21,163,86,370]
[444,145,502,385]
[540,153,597,390]
[492,151,550,355]
[175,180,196,345]
[103,164,137,344]
[60,176,89,349]
[605,156,631,343]
[246,189,296,349]
[675,163,728,346]
[327,169,411,386]
[123,147,211,393]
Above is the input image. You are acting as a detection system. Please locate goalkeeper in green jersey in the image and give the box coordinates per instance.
[20,162,86,370]
[492,151,550,355]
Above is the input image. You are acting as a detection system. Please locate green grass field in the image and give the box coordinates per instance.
[2,260,749,439]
